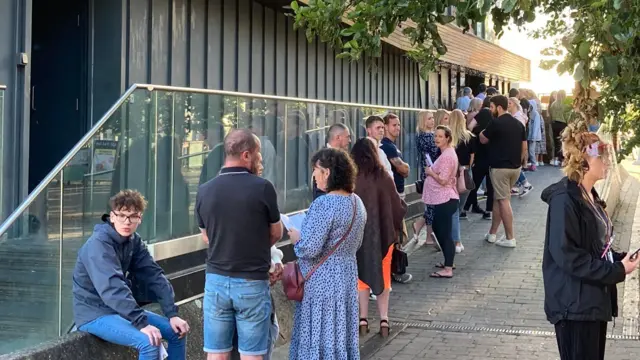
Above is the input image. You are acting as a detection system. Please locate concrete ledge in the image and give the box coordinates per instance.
[0,287,294,360]
[0,297,204,360]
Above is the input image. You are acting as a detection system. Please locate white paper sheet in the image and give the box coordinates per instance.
[159,344,168,360]
[281,212,306,231]
[425,153,434,167]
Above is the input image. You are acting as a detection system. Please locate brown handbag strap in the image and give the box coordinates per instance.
[304,196,357,281]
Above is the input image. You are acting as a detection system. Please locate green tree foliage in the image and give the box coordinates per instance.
[289,0,538,79]
[291,0,640,157]
[532,0,640,156]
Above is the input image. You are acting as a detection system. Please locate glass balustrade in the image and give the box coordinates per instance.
[0,86,4,222]
[0,86,423,355]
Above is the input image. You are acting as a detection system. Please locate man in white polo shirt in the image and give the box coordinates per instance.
[365,115,394,179]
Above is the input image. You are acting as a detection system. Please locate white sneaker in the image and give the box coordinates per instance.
[485,234,497,244]
[455,244,464,253]
[496,238,517,248]
[519,184,533,197]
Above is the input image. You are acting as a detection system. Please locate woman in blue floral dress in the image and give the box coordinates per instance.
[287,148,366,360]
[407,110,441,249]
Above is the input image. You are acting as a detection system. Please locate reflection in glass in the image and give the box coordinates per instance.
[0,88,3,221]
[0,86,426,355]
[0,174,62,354]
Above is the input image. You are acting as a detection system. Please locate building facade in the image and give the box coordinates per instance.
[0,0,530,355]
[0,0,529,219]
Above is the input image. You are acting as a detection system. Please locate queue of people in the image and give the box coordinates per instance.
[67,82,637,360]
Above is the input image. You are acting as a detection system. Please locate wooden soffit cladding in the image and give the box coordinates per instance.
[295,0,530,81]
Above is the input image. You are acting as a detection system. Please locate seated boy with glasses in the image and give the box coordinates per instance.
[72,189,190,360]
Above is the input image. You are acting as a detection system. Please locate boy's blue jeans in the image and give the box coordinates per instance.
[78,310,186,360]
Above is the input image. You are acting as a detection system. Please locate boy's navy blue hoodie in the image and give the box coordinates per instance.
[72,216,178,329]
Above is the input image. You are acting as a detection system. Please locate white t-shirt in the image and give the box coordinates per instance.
[367,137,394,179]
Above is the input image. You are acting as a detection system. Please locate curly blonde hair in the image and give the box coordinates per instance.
[561,121,607,182]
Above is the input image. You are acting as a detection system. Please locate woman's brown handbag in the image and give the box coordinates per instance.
[282,197,357,302]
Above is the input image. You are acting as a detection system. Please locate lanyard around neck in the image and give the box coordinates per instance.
[580,185,612,240]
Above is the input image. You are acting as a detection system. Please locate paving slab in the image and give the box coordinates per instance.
[363,166,640,360]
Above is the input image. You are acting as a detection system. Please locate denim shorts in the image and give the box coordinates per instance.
[203,273,272,356]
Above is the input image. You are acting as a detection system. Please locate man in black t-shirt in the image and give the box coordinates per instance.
[380,113,413,284]
[195,129,283,358]
[464,97,494,219]
[380,114,410,196]
[480,95,527,249]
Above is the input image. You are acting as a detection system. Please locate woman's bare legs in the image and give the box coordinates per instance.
[358,289,370,329]
[425,224,435,244]
[413,218,425,238]
[376,289,390,321]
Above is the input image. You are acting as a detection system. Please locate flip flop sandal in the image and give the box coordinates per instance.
[430,272,453,279]
[435,263,456,269]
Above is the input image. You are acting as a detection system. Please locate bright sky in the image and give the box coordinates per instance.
[495,14,575,96]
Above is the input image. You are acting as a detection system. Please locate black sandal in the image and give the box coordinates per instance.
[359,318,369,336]
[435,263,456,269]
[380,319,390,338]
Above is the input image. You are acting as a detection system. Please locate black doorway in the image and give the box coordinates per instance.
[29,0,89,191]
[466,74,485,98]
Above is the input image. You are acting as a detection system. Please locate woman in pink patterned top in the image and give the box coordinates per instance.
[422,125,460,278]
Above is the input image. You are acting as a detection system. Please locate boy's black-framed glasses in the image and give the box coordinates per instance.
[112,212,142,224]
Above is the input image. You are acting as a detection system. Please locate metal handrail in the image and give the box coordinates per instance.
[0,84,138,236]
[177,149,212,160]
[140,84,425,112]
[0,83,426,236]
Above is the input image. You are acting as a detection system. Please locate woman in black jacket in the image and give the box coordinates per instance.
[541,124,640,360]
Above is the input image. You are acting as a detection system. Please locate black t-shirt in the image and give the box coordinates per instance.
[195,166,280,280]
[483,113,527,169]
[380,137,405,193]
[455,138,476,167]
[472,108,494,164]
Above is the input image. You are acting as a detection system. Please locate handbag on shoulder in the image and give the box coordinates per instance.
[282,196,357,302]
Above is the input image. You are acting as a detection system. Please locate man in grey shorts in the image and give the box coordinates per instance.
[480,95,527,248]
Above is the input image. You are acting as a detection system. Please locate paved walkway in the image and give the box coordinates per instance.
[362,166,640,360]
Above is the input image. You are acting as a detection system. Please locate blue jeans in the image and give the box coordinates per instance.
[78,311,186,360]
[516,170,526,187]
[203,273,272,356]
[452,191,470,242]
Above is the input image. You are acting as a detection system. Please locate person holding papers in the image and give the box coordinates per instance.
[411,110,441,250]
[287,148,366,360]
